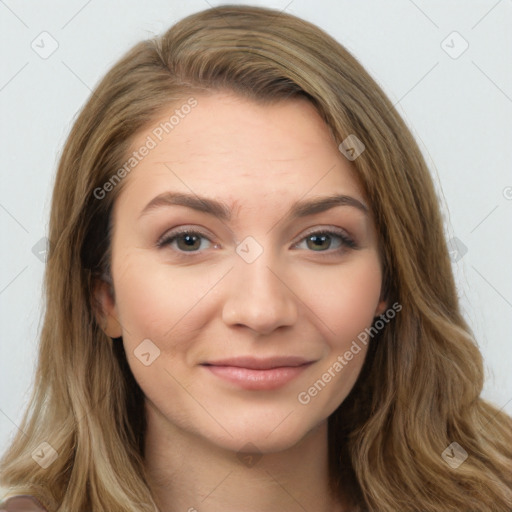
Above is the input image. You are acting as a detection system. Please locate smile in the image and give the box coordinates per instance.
[201,357,315,390]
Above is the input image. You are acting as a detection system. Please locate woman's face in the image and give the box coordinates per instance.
[100,91,387,453]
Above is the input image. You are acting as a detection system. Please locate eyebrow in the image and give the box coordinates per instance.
[138,191,368,222]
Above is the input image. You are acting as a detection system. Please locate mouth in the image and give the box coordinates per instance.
[200,356,315,390]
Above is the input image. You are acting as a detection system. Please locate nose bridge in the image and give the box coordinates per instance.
[221,237,298,334]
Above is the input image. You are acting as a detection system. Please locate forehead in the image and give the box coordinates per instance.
[114,91,366,218]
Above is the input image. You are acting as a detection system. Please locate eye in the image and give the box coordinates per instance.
[157,227,357,256]
[157,228,214,253]
[293,228,357,254]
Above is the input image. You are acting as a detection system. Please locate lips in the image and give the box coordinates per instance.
[202,356,313,370]
[201,356,315,390]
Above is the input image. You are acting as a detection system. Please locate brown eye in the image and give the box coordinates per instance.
[305,233,338,251]
[157,230,213,252]
[175,233,203,251]
[295,229,357,253]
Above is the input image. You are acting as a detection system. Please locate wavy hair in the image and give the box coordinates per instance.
[1,5,511,511]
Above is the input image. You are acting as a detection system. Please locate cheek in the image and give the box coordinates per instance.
[293,254,381,406]
[114,266,171,339]
[300,252,383,345]
[112,255,212,404]
[112,252,223,350]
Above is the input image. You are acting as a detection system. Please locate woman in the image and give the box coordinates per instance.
[1,5,511,511]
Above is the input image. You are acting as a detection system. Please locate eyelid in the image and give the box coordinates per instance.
[156,225,214,247]
[292,225,353,244]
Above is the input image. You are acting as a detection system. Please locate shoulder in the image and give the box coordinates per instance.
[0,495,48,511]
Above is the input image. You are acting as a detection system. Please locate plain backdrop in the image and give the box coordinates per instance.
[1,0,511,457]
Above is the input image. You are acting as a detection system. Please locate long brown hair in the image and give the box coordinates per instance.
[1,5,511,511]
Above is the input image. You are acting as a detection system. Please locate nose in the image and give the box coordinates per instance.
[221,251,298,335]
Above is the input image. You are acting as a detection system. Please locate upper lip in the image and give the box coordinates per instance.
[202,356,314,370]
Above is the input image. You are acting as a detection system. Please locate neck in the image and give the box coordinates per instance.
[143,402,346,512]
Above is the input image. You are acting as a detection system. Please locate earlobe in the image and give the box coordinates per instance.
[374,297,388,318]
[92,278,123,339]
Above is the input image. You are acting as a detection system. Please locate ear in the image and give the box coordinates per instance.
[92,277,123,339]
[374,289,388,318]
[374,299,388,318]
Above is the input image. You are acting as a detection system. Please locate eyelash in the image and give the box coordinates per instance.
[156,226,358,257]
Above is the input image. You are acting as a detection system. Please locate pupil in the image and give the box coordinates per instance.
[309,234,329,250]
[181,234,199,250]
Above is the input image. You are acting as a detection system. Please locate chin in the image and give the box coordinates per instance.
[200,413,327,456]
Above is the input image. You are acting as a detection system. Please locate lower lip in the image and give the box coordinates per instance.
[203,364,312,390]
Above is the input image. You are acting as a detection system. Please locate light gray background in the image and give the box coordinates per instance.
[1,0,511,456]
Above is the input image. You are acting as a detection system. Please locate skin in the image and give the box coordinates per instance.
[95,91,387,512]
